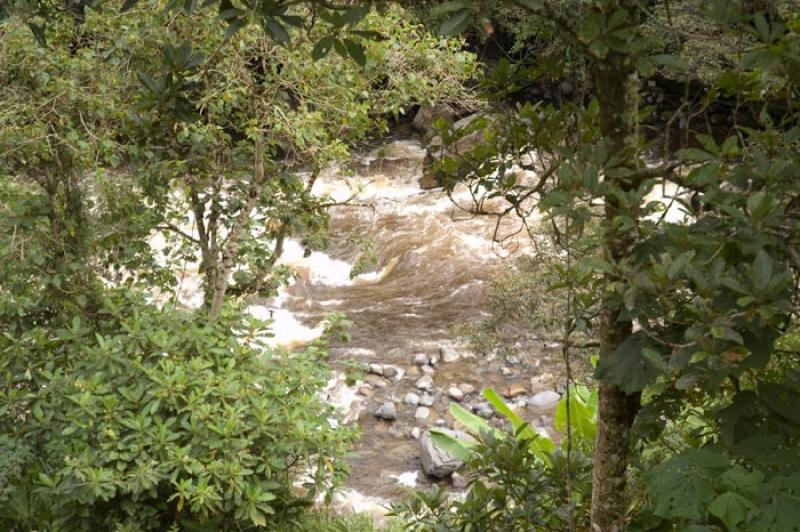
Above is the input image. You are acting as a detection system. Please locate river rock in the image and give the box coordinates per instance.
[459,383,476,395]
[502,384,527,398]
[452,472,468,489]
[365,374,387,388]
[368,363,384,376]
[403,392,420,406]
[383,365,400,379]
[375,401,397,421]
[448,387,464,401]
[500,365,513,377]
[412,104,456,136]
[410,427,421,439]
[528,390,560,409]
[415,375,433,390]
[420,429,472,478]
[358,386,373,396]
[474,402,493,419]
[419,394,436,407]
[415,406,431,420]
[414,353,429,365]
[421,364,435,374]
[440,345,461,363]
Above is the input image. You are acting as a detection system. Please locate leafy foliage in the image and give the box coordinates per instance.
[0,290,355,530]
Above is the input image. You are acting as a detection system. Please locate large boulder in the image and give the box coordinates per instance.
[420,429,473,478]
[420,112,497,189]
[412,104,456,136]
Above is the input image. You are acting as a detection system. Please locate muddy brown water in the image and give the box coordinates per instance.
[269,139,568,507]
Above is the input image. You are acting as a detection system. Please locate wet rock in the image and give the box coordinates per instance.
[412,104,456,136]
[383,365,400,379]
[375,401,397,421]
[421,364,435,374]
[368,363,384,376]
[528,390,560,409]
[415,406,431,420]
[365,374,387,388]
[420,429,472,478]
[502,384,527,398]
[419,394,436,407]
[403,392,421,406]
[414,353,429,365]
[448,387,464,401]
[459,383,476,395]
[452,472,468,489]
[440,345,461,363]
[415,375,434,390]
[474,402,493,419]
[410,427,421,439]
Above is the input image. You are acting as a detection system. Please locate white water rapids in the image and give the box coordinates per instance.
[159,138,691,517]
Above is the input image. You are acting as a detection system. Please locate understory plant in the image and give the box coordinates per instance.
[392,387,596,531]
[0,290,355,530]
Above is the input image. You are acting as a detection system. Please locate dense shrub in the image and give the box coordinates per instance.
[0,291,355,530]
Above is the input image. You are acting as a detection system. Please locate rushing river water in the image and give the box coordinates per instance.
[168,136,689,515]
[248,138,572,514]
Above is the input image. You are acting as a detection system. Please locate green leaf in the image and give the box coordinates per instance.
[343,39,366,67]
[263,19,290,45]
[653,53,689,70]
[647,460,716,520]
[709,491,754,530]
[430,429,474,461]
[449,403,495,436]
[312,36,336,61]
[752,250,772,292]
[595,332,663,394]
[678,148,715,162]
[439,9,471,37]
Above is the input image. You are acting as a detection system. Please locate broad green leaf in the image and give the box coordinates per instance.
[709,491,754,530]
[343,39,366,67]
[595,332,664,394]
[449,403,495,436]
[439,9,471,37]
[430,430,474,461]
[312,36,336,61]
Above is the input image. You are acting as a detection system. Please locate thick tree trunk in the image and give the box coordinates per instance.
[589,3,643,529]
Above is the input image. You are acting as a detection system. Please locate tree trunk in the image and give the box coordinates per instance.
[589,3,643,529]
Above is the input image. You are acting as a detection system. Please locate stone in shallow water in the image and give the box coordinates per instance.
[503,384,527,397]
[447,387,464,401]
[374,401,397,421]
[403,392,420,406]
[415,406,431,420]
[420,429,473,478]
[528,390,561,408]
[440,345,461,363]
[415,375,433,390]
[414,353,429,365]
[459,383,476,395]
[451,472,468,489]
[419,394,436,407]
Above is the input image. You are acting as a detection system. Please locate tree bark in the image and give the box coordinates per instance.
[589,2,643,529]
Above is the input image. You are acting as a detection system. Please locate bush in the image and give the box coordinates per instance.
[0,291,355,530]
